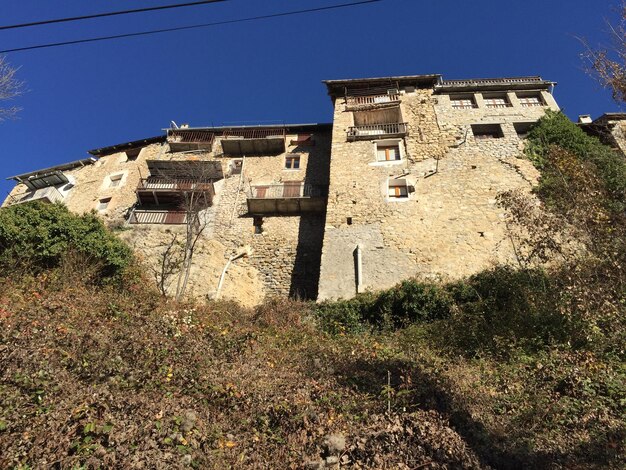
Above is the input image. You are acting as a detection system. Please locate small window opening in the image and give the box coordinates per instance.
[109,174,123,188]
[97,197,111,212]
[483,93,511,108]
[516,93,544,107]
[472,124,504,140]
[514,122,534,138]
[450,94,477,109]
[388,178,409,199]
[285,154,301,170]
[125,148,141,161]
[231,159,243,175]
[347,217,353,225]
[253,216,263,234]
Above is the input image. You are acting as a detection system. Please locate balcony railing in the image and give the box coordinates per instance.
[13,186,64,205]
[249,183,328,199]
[247,183,328,215]
[137,178,214,192]
[347,122,408,141]
[441,77,544,87]
[128,209,188,225]
[167,130,215,151]
[346,93,400,108]
[222,128,286,140]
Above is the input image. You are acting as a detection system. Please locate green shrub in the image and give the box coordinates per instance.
[0,202,133,283]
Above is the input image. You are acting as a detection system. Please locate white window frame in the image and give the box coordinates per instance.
[517,93,544,107]
[450,94,477,110]
[386,177,410,202]
[370,139,404,166]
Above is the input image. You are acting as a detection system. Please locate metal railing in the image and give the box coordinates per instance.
[346,93,400,107]
[167,129,215,144]
[248,183,328,199]
[222,127,286,140]
[441,77,544,87]
[128,209,188,225]
[137,178,214,192]
[347,122,408,140]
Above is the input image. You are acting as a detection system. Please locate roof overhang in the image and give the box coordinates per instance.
[8,157,97,183]
[88,135,165,156]
[323,74,441,98]
[435,76,556,93]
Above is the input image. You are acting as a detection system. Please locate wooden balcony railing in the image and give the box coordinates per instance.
[128,209,188,225]
[347,122,408,140]
[167,130,215,144]
[222,128,286,140]
[346,93,400,108]
[137,178,214,192]
[248,183,328,199]
[12,186,64,205]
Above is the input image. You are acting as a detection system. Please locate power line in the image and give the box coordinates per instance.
[0,0,229,31]
[0,0,383,54]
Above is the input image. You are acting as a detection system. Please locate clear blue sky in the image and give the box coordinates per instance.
[1,0,622,196]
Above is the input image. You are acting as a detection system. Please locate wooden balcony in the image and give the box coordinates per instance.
[347,122,408,141]
[346,93,400,110]
[11,186,64,205]
[128,209,188,225]
[136,178,214,205]
[247,183,328,215]
[221,127,286,155]
[167,130,215,152]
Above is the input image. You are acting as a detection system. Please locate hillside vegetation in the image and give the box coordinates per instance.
[0,112,624,469]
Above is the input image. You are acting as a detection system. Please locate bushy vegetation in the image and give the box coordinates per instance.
[0,202,133,283]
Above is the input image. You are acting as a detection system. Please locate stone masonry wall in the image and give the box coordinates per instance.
[318,87,558,300]
[4,130,331,304]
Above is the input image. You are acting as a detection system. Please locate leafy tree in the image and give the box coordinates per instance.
[0,202,133,282]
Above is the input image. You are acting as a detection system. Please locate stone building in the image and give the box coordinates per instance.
[578,112,626,155]
[317,75,559,300]
[4,124,332,305]
[4,73,563,303]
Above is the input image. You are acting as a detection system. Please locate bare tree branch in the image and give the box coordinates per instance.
[0,55,24,120]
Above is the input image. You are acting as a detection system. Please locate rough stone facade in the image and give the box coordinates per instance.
[4,73,571,303]
[317,76,559,300]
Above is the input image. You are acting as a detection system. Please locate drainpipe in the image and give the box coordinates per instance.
[355,244,363,294]
[215,246,252,299]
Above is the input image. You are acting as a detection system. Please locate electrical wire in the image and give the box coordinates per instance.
[0,0,382,54]
[0,1,230,31]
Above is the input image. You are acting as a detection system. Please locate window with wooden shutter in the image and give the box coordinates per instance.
[388,179,409,198]
[376,144,401,162]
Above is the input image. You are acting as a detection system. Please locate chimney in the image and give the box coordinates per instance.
[578,114,592,124]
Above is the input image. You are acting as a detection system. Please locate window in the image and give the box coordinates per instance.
[125,148,141,161]
[472,124,504,140]
[253,216,263,234]
[450,95,477,109]
[483,94,511,108]
[513,122,534,138]
[388,178,409,199]
[285,154,300,170]
[97,197,111,212]
[517,93,543,107]
[109,174,123,188]
[376,143,401,162]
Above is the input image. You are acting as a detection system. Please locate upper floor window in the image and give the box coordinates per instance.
[472,124,504,140]
[517,93,544,107]
[483,94,511,108]
[109,174,123,188]
[514,122,534,138]
[285,154,301,170]
[376,142,401,162]
[450,95,477,109]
